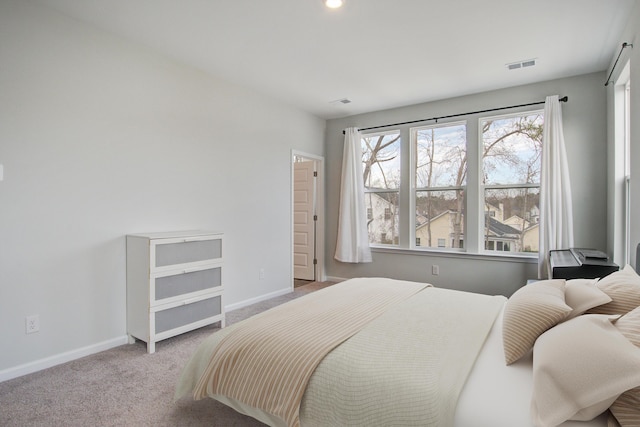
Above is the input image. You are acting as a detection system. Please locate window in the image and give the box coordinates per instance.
[624,79,631,262]
[362,131,401,245]
[481,111,543,254]
[613,62,631,265]
[412,122,467,249]
[360,106,543,257]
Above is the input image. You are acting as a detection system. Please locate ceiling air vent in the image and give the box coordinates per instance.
[506,58,536,70]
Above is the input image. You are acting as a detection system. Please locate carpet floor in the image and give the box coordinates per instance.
[0,281,335,427]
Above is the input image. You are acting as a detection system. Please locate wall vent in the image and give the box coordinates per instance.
[506,58,536,70]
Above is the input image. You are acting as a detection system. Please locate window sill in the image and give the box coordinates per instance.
[370,245,537,264]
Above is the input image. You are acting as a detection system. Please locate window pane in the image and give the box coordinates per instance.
[415,189,465,249]
[365,192,399,245]
[483,187,540,253]
[362,132,401,190]
[481,113,543,185]
[415,123,467,188]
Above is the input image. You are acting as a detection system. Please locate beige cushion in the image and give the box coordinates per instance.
[610,387,640,427]
[608,412,622,427]
[587,264,640,315]
[614,304,640,347]
[610,306,640,426]
[564,278,611,320]
[531,315,640,426]
[502,279,571,365]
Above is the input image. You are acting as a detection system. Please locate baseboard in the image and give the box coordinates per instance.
[325,275,347,282]
[0,335,129,383]
[225,287,292,312]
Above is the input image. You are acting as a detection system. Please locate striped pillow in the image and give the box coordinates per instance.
[502,279,571,365]
[587,265,640,315]
[610,305,640,426]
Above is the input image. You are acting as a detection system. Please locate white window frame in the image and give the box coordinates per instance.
[612,61,631,266]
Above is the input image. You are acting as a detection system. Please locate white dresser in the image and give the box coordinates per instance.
[126,230,225,353]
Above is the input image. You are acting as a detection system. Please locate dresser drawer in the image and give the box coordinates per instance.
[154,294,222,335]
[152,235,222,271]
[152,265,222,304]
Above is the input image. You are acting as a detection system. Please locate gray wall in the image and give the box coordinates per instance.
[325,72,608,297]
[0,0,325,375]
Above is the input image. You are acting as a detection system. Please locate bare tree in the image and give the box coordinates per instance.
[362,133,401,243]
[482,114,543,251]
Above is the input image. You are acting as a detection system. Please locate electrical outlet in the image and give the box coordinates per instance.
[26,315,40,334]
[259,268,265,280]
[431,265,440,276]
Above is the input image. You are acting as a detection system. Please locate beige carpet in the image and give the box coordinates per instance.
[0,281,335,427]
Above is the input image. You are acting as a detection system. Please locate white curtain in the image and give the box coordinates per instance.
[538,95,574,278]
[335,127,372,263]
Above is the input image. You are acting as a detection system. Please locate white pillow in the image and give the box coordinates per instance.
[564,278,611,320]
[531,314,640,426]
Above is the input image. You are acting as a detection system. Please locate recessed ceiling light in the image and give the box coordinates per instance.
[324,0,344,9]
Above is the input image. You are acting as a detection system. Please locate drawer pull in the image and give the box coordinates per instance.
[183,297,203,305]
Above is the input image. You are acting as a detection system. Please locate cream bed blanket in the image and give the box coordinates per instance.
[176,278,506,427]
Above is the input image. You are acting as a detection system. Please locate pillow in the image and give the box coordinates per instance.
[615,304,640,346]
[587,264,640,315]
[502,279,571,365]
[564,278,611,320]
[531,315,640,426]
[610,387,640,427]
[610,306,640,426]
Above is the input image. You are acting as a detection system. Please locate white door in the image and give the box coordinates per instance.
[293,161,316,280]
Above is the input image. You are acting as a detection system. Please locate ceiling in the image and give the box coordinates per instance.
[35,0,636,119]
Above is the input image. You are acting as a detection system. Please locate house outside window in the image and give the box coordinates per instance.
[362,131,401,246]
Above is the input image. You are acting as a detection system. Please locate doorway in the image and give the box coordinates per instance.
[292,151,324,288]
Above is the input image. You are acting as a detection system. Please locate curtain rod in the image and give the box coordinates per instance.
[342,96,568,134]
[605,42,633,87]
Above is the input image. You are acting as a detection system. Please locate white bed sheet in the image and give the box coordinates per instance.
[454,308,608,427]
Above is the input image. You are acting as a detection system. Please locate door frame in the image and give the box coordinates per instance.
[291,150,325,288]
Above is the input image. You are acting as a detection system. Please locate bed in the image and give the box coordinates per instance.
[175,270,640,427]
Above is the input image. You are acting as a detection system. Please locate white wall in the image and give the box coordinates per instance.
[0,0,325,376]
[325,73,608,297]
